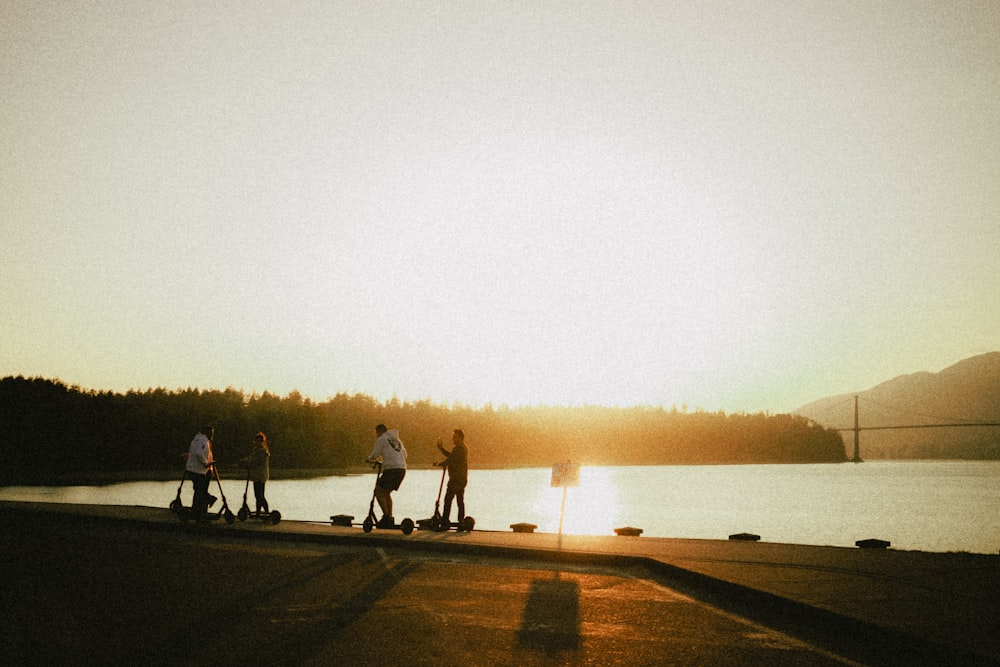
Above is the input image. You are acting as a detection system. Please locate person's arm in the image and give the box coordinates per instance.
[435,439,451,466]
[436,439,451,457]
[195,439,213,468]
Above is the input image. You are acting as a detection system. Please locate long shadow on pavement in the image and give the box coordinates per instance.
[518,574,581,657]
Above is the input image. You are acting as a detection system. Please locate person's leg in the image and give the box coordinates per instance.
[253,481,266,516]
[186,471,198,512]
[442,488,454,526]
[374,487,390,521]
[190,472,209,520]
[383,491,393,522]
[455,486,466,523]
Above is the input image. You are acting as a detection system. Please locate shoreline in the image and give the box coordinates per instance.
[0,457,990,487]
[0,464,525,487]
[0,468,367,487]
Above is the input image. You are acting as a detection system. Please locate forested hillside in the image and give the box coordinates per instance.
[1,376,846,483]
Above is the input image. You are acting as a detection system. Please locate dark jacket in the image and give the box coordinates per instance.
[437,442,468,486]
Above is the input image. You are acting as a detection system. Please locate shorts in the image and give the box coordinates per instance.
[377,467,406,492]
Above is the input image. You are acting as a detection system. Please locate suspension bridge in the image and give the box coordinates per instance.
[833,395,1000,462]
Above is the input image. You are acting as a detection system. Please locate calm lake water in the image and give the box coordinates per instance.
[2,461,998,555]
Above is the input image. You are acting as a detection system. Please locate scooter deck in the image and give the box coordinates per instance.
[418,516,475,532]
[170,502,236,525]
[330,514,415,535]
[238,506,282,524]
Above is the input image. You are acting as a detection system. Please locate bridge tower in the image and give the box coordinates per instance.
[852,395,862,463]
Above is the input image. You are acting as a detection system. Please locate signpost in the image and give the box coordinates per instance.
[551,462,580,548]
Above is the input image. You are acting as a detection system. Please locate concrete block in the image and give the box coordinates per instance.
[330,514,353,526]
[855,538,891,549]
[729,532,761,541]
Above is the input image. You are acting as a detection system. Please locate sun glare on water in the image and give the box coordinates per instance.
[531,466,623,536]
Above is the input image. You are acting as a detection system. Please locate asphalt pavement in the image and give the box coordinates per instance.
[2,501,997,666]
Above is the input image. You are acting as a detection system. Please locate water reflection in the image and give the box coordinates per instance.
[1,462,998,554]
[530,467,623,536]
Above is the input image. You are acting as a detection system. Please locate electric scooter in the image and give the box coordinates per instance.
[169,468,187,515]
[172,465,235,524]
[237,469,281,524]
[330,461,414,535]
[419,463,474,532]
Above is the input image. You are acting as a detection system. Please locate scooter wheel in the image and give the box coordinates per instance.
[224,510,236,525]
[400,518,415,535]
[270,510,281,525]
[429,516,442,531]
[237,507,249,522]
[363,517,374,533]
[169,499,182,514]
[461,516,475,532]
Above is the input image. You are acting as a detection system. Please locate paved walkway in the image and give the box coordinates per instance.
[2,501,998,665]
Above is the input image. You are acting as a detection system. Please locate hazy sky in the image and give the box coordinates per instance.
[3,2,998,413]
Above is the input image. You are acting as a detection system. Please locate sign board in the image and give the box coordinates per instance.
[550,462,580,488]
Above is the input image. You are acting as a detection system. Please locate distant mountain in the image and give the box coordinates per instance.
[793,352,1000,460]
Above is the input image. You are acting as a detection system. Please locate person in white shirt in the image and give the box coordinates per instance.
[185,425,215,521]
[366,424,407,527]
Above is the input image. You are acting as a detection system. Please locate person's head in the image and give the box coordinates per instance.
[254,432,267,445]
[375,424,387,436]
[453,429,464,444]
[200,424,214,439]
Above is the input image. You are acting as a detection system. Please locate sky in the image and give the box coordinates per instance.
[2,1,998,414]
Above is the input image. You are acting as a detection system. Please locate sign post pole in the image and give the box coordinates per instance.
[550,462,580,550]
[558,485,568,543]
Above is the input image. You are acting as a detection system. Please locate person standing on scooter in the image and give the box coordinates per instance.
[185,425,215,522]
[436,429,469,529]
[240,432,270,518]
[366,424,407,527]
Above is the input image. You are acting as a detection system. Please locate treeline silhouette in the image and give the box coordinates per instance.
[0,376,846,483]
